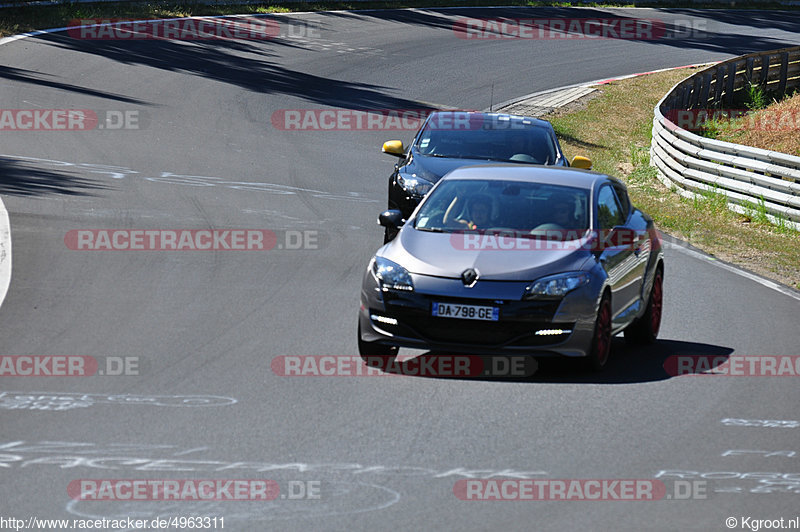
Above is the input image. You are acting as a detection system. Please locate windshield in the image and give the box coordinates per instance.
[414,179,590,235]
[415,115,559,164]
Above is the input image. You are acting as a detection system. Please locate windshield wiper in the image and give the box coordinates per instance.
[506,158,544,164]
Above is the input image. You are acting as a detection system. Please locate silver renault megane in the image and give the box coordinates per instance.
[358,164,664,371]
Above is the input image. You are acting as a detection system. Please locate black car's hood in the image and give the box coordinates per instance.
[402,152,504,184]
[382,228,592,282]
[403,150,565,184]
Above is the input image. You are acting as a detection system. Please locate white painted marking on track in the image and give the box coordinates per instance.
[665,241,800,302]
[0,154,376,202]
[172,447,210,456]
[0,391,237,411]
[0,198,11,311]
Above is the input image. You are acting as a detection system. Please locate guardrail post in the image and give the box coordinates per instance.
[699,74,712,107]
[714,66,725,103]
[681,85,691,108]
[724,62,737,106]
[778,52,789,94]
[758,54,770,86]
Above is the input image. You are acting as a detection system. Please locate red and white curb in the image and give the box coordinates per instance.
[591,61,719,85]
[493,61,719,115]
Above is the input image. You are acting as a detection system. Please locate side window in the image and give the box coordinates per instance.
[611,182,631,220]
[597,185,625,230]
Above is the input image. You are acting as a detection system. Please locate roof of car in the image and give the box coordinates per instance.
[441,164,614,190]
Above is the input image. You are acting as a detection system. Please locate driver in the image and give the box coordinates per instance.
[508,134,527,155]
[550,194,575,228]
[459,194,492,230]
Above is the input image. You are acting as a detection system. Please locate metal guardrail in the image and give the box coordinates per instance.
[650,46,800,228]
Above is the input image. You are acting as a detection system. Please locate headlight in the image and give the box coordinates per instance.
[397,174,433,196]
[371,256,414,291]
[524,272,590,299]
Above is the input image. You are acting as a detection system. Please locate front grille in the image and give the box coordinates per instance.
[377,292,568,347]
[401,317,527,345]
[398,317,572,346]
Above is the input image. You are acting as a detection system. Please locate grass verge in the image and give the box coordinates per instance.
[547,69,800,289]
[700,91,800,156]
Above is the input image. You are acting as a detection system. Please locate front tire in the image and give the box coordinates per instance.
[624,267,663,345]
[585,293,612,372]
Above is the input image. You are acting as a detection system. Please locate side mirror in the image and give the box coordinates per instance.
[594,226,634,254]
[571,155,592,170]
[382,140,405,158]
[378,209,405,230]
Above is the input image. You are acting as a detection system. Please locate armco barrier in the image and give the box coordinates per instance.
[650,46,800,228]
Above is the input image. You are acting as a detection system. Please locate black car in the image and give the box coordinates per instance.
[381,110,592,242]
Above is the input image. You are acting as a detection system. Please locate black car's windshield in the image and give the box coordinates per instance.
[415,179,590,235]
[415,114,559,165]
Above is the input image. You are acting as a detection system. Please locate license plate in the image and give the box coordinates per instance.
[432,302,499,321]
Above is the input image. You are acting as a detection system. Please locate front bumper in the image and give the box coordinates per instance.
[359,270,600,357]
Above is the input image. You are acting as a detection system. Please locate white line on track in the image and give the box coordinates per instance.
[0,198,11,310]
[664,241,800,302]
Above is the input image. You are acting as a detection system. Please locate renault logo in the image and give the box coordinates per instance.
[461,268,479,287]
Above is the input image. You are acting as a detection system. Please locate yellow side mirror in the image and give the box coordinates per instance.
[382,140,405,157]
[571,155,592,170]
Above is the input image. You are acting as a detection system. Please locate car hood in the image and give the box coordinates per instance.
[403,152,503,183]
[381,229,592,281]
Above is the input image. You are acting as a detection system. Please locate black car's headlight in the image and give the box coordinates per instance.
[397,174,433,197]
[371,257,414,292]
[524,272,590,299]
